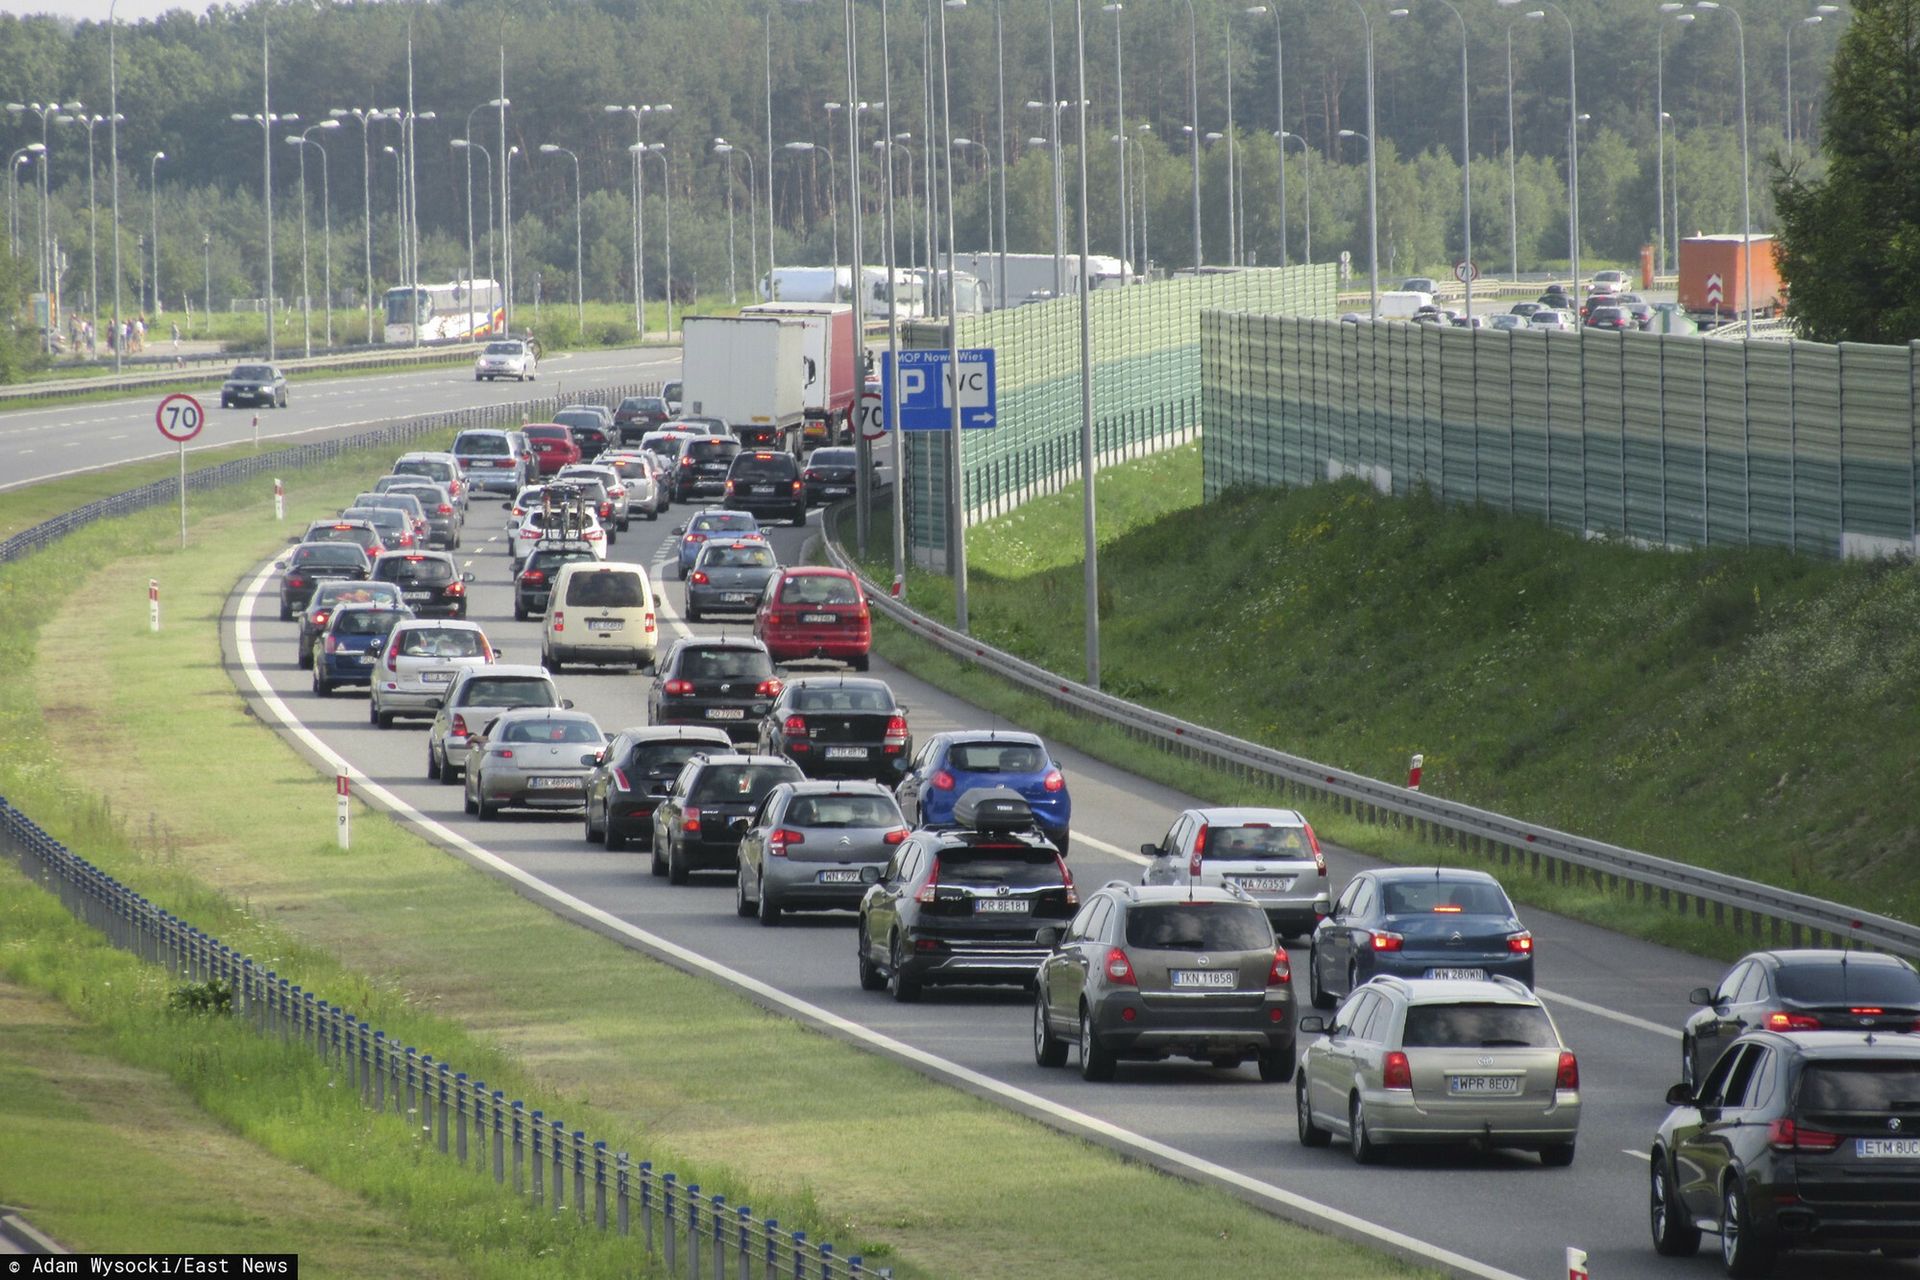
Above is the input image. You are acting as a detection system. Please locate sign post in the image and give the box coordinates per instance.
[148,579,160,633]
[336,774,351,850]
[154,393,205,548]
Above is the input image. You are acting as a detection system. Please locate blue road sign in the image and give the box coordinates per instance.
[881,348,998,431]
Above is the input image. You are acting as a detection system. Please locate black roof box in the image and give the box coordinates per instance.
[952,787,1035,834]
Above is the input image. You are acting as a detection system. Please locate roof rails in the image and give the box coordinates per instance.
[1487,974,1533,997]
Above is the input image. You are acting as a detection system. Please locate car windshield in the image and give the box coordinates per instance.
[1402,1002,1558,1049]
[702,545,776,569]
[1200,824,1312,861]
[688,439,740,463]
[232,365,274,380]
[625,741,715,778]
[332,609,405,637]
[692,764,801,802]
[680,647,773,680]
[525,426,569,441]
[731,455,793,480]
[1124,903,1273,951]
[1381,880,1512,916]
[948,741,1045,773]
[693,513,759,534]
[293,544,365,566]
[1800,1062,1920,1112]
[791,686,893,713]
[1776,964,1920,1005]
[455,433,510,457]
[936,847,1062,888]
[485,342,523,355]
[779,575,858,605]
[786,794,901,828]
[399,629,484,658]
[565,572,646,608]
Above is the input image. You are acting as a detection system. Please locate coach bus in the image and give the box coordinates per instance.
[383,278,504,344]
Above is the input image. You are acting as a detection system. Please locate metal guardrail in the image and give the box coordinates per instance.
[821,512,1920,961]
[0,798,884,1279]
[0,341,492,407]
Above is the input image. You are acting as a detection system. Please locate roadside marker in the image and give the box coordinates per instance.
[273,477,285,522]
[336,774,352,850]
[148,579,160,633]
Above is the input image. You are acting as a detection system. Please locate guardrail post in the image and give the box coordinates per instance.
[455,1073,470,1162]
[530,1110,545,1202]
[492,1092,507,1185]
[419,1055,437,1144]
[688,1186,701,1277]
[615,1151,631,1235]
[513,1102,528,1194]
[642,1162,655,1254]
[790,1230,806,1280]
[736,1205,752,1279]
[551,1119,566,1214]
[275,978,291,1041]
[763,1219,778,1276]
[573,1129,587,1223]
[848,1255,862,1278]
[662,1173,676,1270]
[709,1194,726,1280]
[592,1141,608,1231]
[819,1242,834,1280]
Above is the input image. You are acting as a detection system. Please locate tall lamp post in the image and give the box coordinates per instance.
[451,138,493,334]
[935,0,970,628]
[1785,10,1834,160]
[1025,100,1070,290]
[950,137,987,266]
[107,0,124,371]
[293,121,337,348]
[1278,130,1310,263]
[714,139,744,302]
[1342,0,1379,317]
[783,140,839,267]
[231,106,296,360]
[1245,5,1286,267]
[1392,0,1471,319]
[1067,0,1101,683]
[6,147,42,258]
[637,143,672,334]
[1177,0,1203,272]
[1656,6,1693,278]
[381,145,404,291]
[1511,1,1577,292]
[538,143,584,332]
[7,100,83,350]
[1102,3,1128,271]
[148,150,164,315]
[1695,0,1751,337]
[1505,13,1523,279]
[605,103,672,332]
[328,105,393,343]
[450,135,480,340]
[57,112,117,328]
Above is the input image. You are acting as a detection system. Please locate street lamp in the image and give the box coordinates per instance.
[538,143,584,332]
[605,103,672,332]
[714,139,745,302]
[1785,12,1829,160]
[1695,0,1752,337]
[380,144,404,292]
[1392,1,1472,318]
[290,121,337,351]
[1278,131,1311,264]
[1245,5,1287,267]
[1510,1,1577,292]
[451,138,493,339]
[8,99,83,352]
[1504,11,1528,279]
[1343,0,1380,316]
[329,105,395,343]
[6,147,43,259]
[1102,3,1128,271]
[875,138,918,277]
[56,112,117,330]
[635,143,673,334]
[783,141,839,268]
[231,105,297,360]
[202,231,211,332]
[1657,6,1694,277]
[505,142,522,327]
[1026,99,1071,291]
[148,150,164,315]
[1177,0,1202,273]
[950,137,986,270]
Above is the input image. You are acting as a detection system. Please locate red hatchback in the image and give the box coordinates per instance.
[754,568,872,670]
[522,424,582,475]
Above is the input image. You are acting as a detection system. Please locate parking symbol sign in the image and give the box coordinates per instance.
[882,349,998,431]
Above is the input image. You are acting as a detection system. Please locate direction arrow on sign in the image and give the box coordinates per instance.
[1705,273,1725,305]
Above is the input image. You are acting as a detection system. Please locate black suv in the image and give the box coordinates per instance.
[649,752,805,883]
[647,637,783,744]
[1682,950,1920,1090]
[276,542,372,619]
[855,788,1076,1002]
[554,406,612,460]
[672,435,741,503]
[724,449,807,526]
[1650,1029,1920,1273]
[514,544,598,621]
[584,726,734,851]
[371,551,473,619]
[756,676,910,780]
[613,395,673,444]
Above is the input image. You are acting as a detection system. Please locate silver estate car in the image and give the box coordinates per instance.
[1295,975,1582,1166]
[1140,807,1330,940]
[462,708,607,820]
[685,538,780,621]
[424,664,566,784]
[733,781,908,925]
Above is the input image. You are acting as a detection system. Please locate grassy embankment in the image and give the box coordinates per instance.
[842,443,1920,958]
[0,440,1433,1277]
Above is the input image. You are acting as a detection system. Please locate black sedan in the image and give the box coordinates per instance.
[802,447,860,507]
[221,363,288,409]
[757,676,910,780]
[583,726,734,851]
[276,542,372,620]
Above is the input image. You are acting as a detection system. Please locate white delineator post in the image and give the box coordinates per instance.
[335,773,351,849]
[273,477,285,521]
[1566,1246,1588,1280]
[1407,753,1424,791]
[148,578,160,632]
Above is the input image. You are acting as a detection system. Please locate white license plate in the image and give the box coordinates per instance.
[818,869,864,884]
[529,777,583,790]
[357,654,375,665]
[587,618,622,632]
[403,591,432,601]
[824,747,866,760]
[704,708,745,720]
[1235,876,1296,893]
[1858,1139,1920,1159]
[1425,968,1487,981]
[722,592,749,603]
[1448,1075,1522,1096]
[974,898,1031,914]
[801,612,838,624]
[1171,970,1238,989]
[420,671,455,683]
[821,486,850,496]
[754,484,779,494]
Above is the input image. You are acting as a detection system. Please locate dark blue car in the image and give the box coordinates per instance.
[1305,867,1534,1010]
[311,603,414,696]
[893,731,1071,853]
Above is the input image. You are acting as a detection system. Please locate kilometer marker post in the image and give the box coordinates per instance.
[336,774,351,849]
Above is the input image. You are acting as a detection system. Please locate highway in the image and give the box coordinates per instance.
[0,346,677,493]
[217,478,1915,1280]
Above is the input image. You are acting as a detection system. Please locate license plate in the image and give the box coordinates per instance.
[801,612,838,624]
[404,591,431,600]
[1425,968,1487,981]
[587,618,622,632]
[357,654,375,665]
[1858,1139,1920,1159]
[974,898,1031,914]
[421,671,454,683]
[1171,970,1238,989]
[754,484,779,494]
[818,869,863,884]
[722,593,749,603]
[824,747,866,760]
[1235,876,1296,893]
[529,777,583,790]
[1448,1075,1522,1096]
[705,708,745,720]
[822,486,850,496]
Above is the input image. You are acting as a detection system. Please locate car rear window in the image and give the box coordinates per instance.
[331,609,405,636]
[501,718,602,744]
[398,629,484,658]
[459,677,555,708]
[792,686,893,713]
[314,582,403,609]
[1123,903,1273,952]
[294,544,365,566]
[1776,964,1920,1005]
[779,575,858,605]
[526,550,595,574]
[693,512,758,534]
[811,449,855,467]
[379,557,454,584]
[702,545,775,568]
[731,454,796,480]
[1201,825,1312,861]
[692,764,803,802]
[948,742,1045,773]
[454,433,510,456]
[1800,1062,1920,1112]
[395,460,454,480]
[625,741,715,780]
[1381,880,1512,916]
[937,846,1063,888]
[688,439,740,463]
[1402,1002,1558,1049]
[787,794,901,828]
[564,571,647,608]
[643,437,686,458]
[525,425,570,441]
[680,647,773,680]
[554,410,600,429]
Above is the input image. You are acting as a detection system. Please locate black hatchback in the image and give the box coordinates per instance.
[723,450,807,526]
[277,542,372,619]
[646,637,784,744]
[672,435,741,502]
[802,447,860,506]
[649,752,805,883]
[756,676,910,780]
[371,551,474,620]
[514,544,597,621]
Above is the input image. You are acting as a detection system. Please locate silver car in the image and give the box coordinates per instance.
[734,781,907,924]
[475,339,536,382]
[370,619,497,727]
[685,539,780,621]
[1295,975,1582,1166]
[425,664,566,784]
[1140,807,1330,940]
[463,708,607,820]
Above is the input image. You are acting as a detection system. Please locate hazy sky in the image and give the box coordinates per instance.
[1,0,218,21]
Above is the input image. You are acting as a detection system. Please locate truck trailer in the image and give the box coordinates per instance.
[1677,234,1785,323]
[680,314,808,456]
[740,302,857,447]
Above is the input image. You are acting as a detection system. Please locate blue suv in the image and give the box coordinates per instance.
[894,731,1071,853]
[311,604,414,696]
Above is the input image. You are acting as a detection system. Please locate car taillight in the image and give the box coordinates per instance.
[1369,930,1404,952]
[1268,950,1291,986]
[551,610,564,633]
[521,570,546,584]
[386,643,399,672]
[644,611,655,634]
[1556,1051,1580,1091]
[884,715,908,742]
[768,828,804,856]
[1850,1007,1886,1016]
[437,504,452,515]
[689,571,709,585]
[480,637,494,662]
[446,581,465,597]
[611,767,631,791]
[520,527,540,539]
[1507,931,1534,954]
[1306,823,1326,875]
[803,469,818,480]
[679,455,694,467]
[1382,1051,1413,1090]
[312,610,331,627]
[790,480,803,493]
[663,679,694,695]
[494,747,515,759]
[856,602,870,620]
[1042,768,1064,793]
[683,805,702,832]
[451,714,469,737]
[1059,856,1078,906]
[784,715,809,736]
[1189,823,1209,877]
[323,634,339,654]
[1768,1118,1841,1152]
[883,827,909,845]
[600,502,612,518]
[1104,947,1136,985]
[1764,1011,1822,1031]
[914,856,942,903]
[755,678,784,696]
[931,769,955,791]
[724,480,736,495]
[287,575,307,588]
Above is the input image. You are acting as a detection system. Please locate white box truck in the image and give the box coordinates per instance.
[681,314,808,456]
[741,302,858,448]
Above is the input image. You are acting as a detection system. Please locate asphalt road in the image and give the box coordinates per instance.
[0,346,679,493]
[216,476,1920,1280]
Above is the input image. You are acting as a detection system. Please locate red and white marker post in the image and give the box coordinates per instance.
[273,478,285,522]
[148,579,160,632]
[335,774,351,850]
[1566,1246,1588,1280]
[1407,753,1424,791]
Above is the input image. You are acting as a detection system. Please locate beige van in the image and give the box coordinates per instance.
[542,561,658,672]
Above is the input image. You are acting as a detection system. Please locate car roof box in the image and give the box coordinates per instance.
[952,787,1035,834]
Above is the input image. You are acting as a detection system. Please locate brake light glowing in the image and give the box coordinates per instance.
[1507,931,1535,954]
[784,715,809,736]
[1850,1008,1886,1016]
[1042,768,1064,793]
[437,504,453,515]
[1190,824,1209,877]
[1370,931,1404,952]
[1768,1118,1841,1152]
[914,856,942,904]
[445,582,465,598]
[311,610,331,626]
[684,531,706,543]
[884,715,908,743]
[663,679,694,696]
[683,805,702,832]
[1556,1051,1580,1091]
[768,828,804,856]
[450,714,470,738]
[690,571,709,585]
[1764,1011,1822,1031]
[883,827,908,845]
[931,769,955,791]
[1433,905,1464,913]
[494,748,514,759]
[1382,1051,1412,1090]
[1104,947,1136,985]
[791,480,803,493]
[1268,950,1291,985]
[286,575,307,588]
[755,678,785,697]
[521,570,546,584]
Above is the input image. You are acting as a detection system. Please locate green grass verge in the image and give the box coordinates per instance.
[0,440,1436,1276]
[838,444,1920,954]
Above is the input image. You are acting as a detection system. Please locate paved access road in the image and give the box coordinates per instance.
[223,481,1908,1280]
[0,346,677,493]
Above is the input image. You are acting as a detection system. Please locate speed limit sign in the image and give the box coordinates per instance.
[858,387,888,441]
[155,392,205,443]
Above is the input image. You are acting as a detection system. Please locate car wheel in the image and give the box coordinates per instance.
[426,747,440,782]
[1078,1005,1115,1081]
[1308,950,1336,1010]
[296,642,312,670]
[543,651,562,674]
[667,839,688,885]
[756,880,781,927]
[1349,1095,1381,1164]
[849,653,870,673]
[1296,1076,1331,1146]
[887,934,920,1003]
[279,601,293,622]
[1649,1152,1701,1255]
[1257,1044,1295,1083]
[645,509,658,522]
[791,508,807,527]
[856,924,887,991]
[1541,1141,1576,1168]
[649,831,666,877]
[1720,1179,1774,1278]
[604,817,627,851]
[685,604,701,623]
[735,867,755,917]
[619,520,630,532]
[514,605,528,622]
[311,671,332,697]
[436,748,461,785]
[1033,988,1068,1068]
[462,779,477,815]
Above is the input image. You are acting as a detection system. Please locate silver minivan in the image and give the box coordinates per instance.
[1139,806,1330,940]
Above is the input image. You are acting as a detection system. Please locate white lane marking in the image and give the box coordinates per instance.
[1536,988,1684,1040]
[108,433,127,440]
[1622,1150,1651,1162]
[1076,831,1150,866]
[230,553,1523,1280]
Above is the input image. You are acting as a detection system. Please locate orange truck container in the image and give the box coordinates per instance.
[1677,234,1785,321]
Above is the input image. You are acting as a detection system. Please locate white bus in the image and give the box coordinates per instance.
[383,279,504,344]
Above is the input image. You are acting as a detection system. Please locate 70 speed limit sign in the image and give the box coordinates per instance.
[155,392,206,443]
[858,387,888,441]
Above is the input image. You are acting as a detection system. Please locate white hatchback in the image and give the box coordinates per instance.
[558,463,630,529]
[370,620,499,727]
[475,339,536,382]
[509,506,606,567]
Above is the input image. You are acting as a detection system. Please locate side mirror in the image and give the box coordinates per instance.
[424,697,444,709]
[579,752,598,766]
[858,865,882,885]
[285,535,301,544]
[1299,1016,1328,1035]
[671,526,686,535]
[273,560,288,571]
[1689,987,1716,1007]
[463,572,476,583]
[500,501,513,510]
[562,699,576,710]
[1139,843,1161,859]
[590,748,605,764]
[897,704,910,715]
[891,756,908,773]
[1665,1083,1694,1108]
[1035,926,1063,949]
